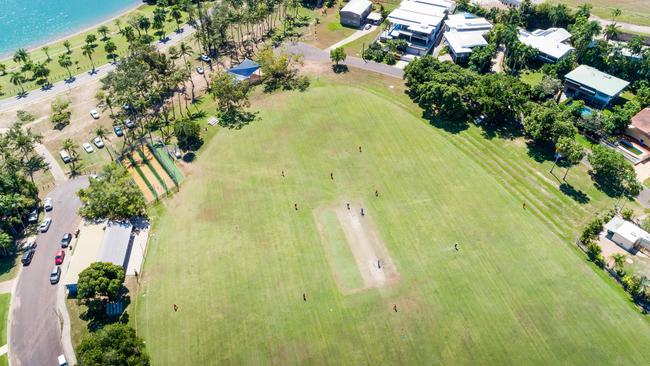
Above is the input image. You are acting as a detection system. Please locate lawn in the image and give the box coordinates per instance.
[135,74,650,365]
[549,0,650,27]
[0,5,187,99]
[0,293,9,365]
[306,2,357,49]
[519,70,544,87]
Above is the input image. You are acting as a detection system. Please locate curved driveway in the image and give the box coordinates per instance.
[9,177,88,366]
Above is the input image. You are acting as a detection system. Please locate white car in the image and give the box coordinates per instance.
[200,54,211,62]
[28,209,39,223]
[58,354,68,366]
[38,217,52,233]
[90,109,100,119]
[365,24,372,30]
[83,143,94,153]
[196,66,205,74]
[93,137,104,148]
[44,197,53,211]
[59,150,71,163]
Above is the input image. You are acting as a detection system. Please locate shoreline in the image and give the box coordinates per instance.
[0,2,144,61]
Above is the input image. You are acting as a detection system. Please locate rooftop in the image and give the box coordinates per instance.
[445,13,492,32]
[564,65,630,97]
[444,31,488,54]
[340,0,372,15]
[63,221,105,287]
[387,0,450,34]
[97,221,133,267]
[518,28,574,60]
[605,216,650,245]
[631,108,650,134]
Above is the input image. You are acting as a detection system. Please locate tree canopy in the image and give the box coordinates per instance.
[588,145,641,197]
[78,163,147,221]
[78,323,149,366]
[77,262,126,301]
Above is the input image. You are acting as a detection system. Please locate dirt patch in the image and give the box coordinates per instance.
[315,202,399,294]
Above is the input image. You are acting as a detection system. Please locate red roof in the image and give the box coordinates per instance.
[631,108,650,134]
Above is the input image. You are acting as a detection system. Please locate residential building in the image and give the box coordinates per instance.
[443,13,492,62]
[518,28,574,63]
[563,65,629,108]
[605,216,650,253]
[382,0,455,56]
[626,108,650,146]
[367,12,383,25]
[340,0,373,28]
[499,0,542,6]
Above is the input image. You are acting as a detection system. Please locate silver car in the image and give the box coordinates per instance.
[38,218,52,233]
[50,266,61,284]
[44,197,53,211]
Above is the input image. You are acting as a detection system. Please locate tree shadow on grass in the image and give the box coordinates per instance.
[479,118,523,140]
[80,294,131,333]
[526,140,556,163]
[0,255,17,279]
[559,183,590,204]
[422,110,469,134]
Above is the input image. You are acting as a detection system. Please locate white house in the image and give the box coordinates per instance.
[443,13,492,62]
[605,216,650,252]
[518,28,574,63]
[382,0,455,55]
[340,0,373,28]
[500,0,542,6]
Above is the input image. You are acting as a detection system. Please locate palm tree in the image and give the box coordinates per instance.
[98,25,110,40]
[95,127,113,160]
[115,19,122,32]
[121,26,137,46]
[32,62,51,87]
[63,40,72,54]
[138,15,151,35]
[611,8,622,20]
[82,44,96,73]
[9,71,26,95]
[604,23,621,41]
[13,48,29,67]
[104,40,118,63]
[58,54,73,80]
[611,253,626,275]
[170,5,183,32]
[61,138,81,174]
[0,63,6,76]
[41,46,51,62]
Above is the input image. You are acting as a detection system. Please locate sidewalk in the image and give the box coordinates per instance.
[36,143,67,184]
[325,25,377,52]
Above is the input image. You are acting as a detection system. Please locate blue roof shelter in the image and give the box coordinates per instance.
[227,58,260,81]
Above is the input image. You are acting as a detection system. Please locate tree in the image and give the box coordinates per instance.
[0,63,5,76]
[9,71,26,95]
[137,15,151,35]
[78,163,147,221]
[104,40,118,63]
[41,46,51,61]
[51,98,72,130]
[611,253,627,275]
[257,47,308,92]
[170,5,183,32]
[469,73,530,125]
[174,118,202,151]
[0,232,13,257]
[95,127,112,160]
[78,324,149,366]
[468,43,496,73]
[58,54,73,80]
[210,71,253,128]
[83,35,98,73]
[330,47,347,72]
[562,139,585,180]
[604,23,620,41]
[98,25,110,40]
[588,145,641,197]
[63,40,72,54]
[12,48,29,68]
[77,262,125,300]
[32,62,51,87]
[523,101,577,144]
[61,138,81,174]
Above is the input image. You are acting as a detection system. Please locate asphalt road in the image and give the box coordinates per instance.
[9,176,88,366]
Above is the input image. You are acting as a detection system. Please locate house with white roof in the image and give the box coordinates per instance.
[563,65,629,108]
[605,216,650,253]
[340,0,373,28]
[518,28,574,63]
[443,13,492,62]
[382,0,455,56]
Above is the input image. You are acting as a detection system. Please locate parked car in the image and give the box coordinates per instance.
[196,66,205,74]
[28,209,39,223]
[114,126,124,137]
[21,249,34,265]
[365,24,372,30]
[93,137,104,148]
[44,197,53,211]
[82,143,94,153]
[39,217,52,233]
[54,250,65,265]
[23,240,37,251]
[200,54,211,62]
[90,109,100,119]
[50,266,61,284]
[61,233,72,248]
[125,119,135,129]
[59,150,71,163]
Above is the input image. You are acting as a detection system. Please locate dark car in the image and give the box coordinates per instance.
[21,249,34,266]
[50,266,61,284]
[113,126,124,137]
[61,233,72,248]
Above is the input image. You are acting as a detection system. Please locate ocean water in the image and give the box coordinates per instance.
[0,0,140,57]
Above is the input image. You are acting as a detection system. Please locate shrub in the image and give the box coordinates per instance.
[586,240,605,268]
[580,217,603,243]
[621,208,634,221]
